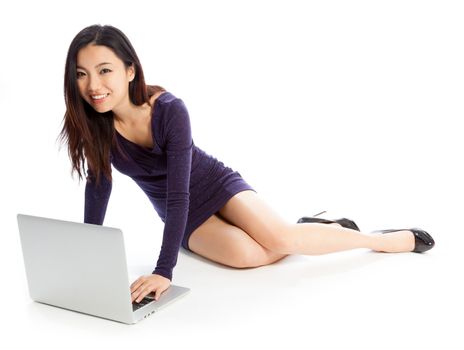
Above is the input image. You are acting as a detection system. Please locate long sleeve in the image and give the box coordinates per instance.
[84,166,113,225]
[152,98,193,281]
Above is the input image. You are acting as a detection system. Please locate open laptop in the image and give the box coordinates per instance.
[17,213,190,324]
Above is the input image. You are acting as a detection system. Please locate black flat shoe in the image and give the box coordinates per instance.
[371,228,435,253]
[297,211,360,231]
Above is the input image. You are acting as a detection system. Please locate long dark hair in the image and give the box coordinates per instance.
[57,24,166,186]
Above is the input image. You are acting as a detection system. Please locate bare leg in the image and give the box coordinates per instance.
[218,190,416,257]
[287,222,415,255]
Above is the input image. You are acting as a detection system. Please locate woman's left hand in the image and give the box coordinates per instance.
[130,274,171,303]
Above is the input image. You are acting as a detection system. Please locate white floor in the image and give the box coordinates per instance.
[4,212,462,350]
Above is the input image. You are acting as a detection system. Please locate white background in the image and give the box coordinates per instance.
[1,0,463,349]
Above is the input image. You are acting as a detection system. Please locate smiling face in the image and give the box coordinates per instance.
[76,44,135,113]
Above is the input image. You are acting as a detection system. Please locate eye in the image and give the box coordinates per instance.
[76,71,85,79]
[101,68,112,74]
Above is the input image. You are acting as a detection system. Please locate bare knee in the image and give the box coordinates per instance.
[233,247,290,269]
[225,249,264,269]
[260,225,294,255]
[224,244,282,269]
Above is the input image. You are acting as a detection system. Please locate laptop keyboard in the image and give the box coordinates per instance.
[132,297,155,311]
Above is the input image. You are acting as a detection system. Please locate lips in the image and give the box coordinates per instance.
[91,93,109,100]
[90,93,109,105]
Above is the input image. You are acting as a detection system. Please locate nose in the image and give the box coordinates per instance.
[87,73,102,93]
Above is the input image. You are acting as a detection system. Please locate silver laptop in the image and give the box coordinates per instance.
[17,213,190,324]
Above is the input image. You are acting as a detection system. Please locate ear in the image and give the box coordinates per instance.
[128,64,136,82]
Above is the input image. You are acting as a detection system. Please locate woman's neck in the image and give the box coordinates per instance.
[112,101,151,126]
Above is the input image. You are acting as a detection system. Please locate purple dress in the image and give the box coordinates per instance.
[84,91,256,280]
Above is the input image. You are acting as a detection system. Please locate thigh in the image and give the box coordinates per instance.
[188,213,287,268]
[218,190,291,252]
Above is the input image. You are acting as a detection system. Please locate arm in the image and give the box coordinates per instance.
[152,98,193,281]
[84,166,112,225]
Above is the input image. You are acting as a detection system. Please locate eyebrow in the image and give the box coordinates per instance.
[76,62,113,70]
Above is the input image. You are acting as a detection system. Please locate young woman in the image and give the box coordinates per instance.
[59,24,435,305]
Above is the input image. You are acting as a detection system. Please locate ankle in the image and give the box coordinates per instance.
[370,233,388,252]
